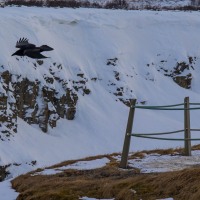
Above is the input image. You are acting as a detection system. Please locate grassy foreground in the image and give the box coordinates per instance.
[11,145,200,200]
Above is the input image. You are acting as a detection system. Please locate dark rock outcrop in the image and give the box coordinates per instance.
[172,61,193,89]
[0,165,10,182]
[173,74,192,89]
[0,63,90,137]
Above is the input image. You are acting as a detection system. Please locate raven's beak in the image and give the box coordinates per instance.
[11,53,15,56]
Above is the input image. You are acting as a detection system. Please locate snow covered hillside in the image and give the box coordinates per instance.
[1,7,200,178]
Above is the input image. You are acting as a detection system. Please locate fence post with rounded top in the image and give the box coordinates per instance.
[184,96,191,156]
[119,99,136,169]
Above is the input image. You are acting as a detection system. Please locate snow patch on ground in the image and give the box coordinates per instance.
[156,198,174,200]
[33,157,110,176]
[31,150,200,176]
[80,197,114,200]
[79,197,173,200]
[129,150,200,173]
[0,180,18,200]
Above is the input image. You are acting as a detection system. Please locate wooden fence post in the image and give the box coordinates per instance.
[184,96,191,156]
[119,99,136,169]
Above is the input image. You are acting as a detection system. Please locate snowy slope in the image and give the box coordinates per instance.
[1,7,200,178]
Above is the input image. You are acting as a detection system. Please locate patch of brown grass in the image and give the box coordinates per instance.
[12,166,135,200]
[12,165,200,200]
[11,147,200,200]
[192,144,200,151]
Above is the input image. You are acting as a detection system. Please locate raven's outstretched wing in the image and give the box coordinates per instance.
[16,38,36,49]
[24,49,48,59]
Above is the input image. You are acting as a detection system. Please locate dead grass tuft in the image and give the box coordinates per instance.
[12,166,200,200]
[11,147,200,200]
[192,144,200,151]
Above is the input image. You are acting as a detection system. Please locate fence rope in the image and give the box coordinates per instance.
[132,105,200,110]
[130,129,184,136]
[133,103,184,108]
[131,134,200,141]
[131,103,184,109]
[191,129,200,131]
[190,103,200,106]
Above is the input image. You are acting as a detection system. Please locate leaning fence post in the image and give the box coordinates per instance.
[119,99,136,169]
[184,96,191,156]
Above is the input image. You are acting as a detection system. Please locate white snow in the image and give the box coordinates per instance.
[1,5,200,198]
[80,197,114,200]
[0,180,18,200]
[156,198,174,200]
[58,157,110,170]
[1,7,200,170]
[34,157,110,175]
[129,150,200,173]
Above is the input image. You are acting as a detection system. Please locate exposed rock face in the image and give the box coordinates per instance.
[172,61,193,89]
[0,70,17,140]
[0,165,10,182]
[150,56,196,90]
[0,62,92,139]
[173,74,192,89]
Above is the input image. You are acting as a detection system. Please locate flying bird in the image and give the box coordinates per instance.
[12,38,54,59]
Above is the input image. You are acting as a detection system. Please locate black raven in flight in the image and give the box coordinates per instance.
[12,38,54,59]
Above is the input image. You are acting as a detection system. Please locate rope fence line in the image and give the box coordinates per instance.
[132,102,200,109]
[191,129,200,131]
[131,134,200,141]
[132,105,200,110]
[119,97,200,169]
[131,103,184,109]
[190,103,200,106]
[128,129,184,136]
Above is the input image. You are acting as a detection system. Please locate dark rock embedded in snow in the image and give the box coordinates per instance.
[173,74,192,89]
[0,63,93,137]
